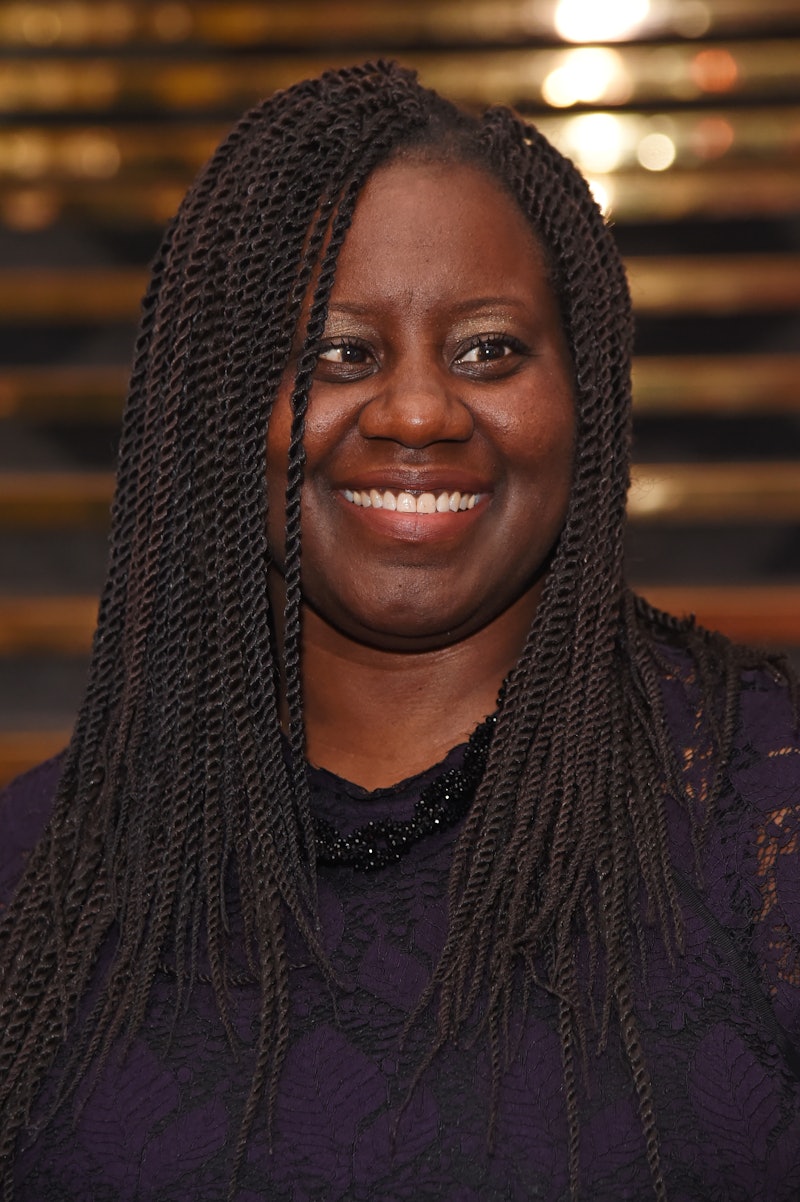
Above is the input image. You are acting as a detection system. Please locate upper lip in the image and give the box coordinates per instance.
[333,469,492,494]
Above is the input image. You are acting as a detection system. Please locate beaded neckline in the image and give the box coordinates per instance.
[312,707,498,871]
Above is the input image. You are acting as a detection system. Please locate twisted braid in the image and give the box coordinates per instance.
[0,61,778,1200]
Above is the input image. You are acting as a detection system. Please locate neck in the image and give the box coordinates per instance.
[272,581,539,790]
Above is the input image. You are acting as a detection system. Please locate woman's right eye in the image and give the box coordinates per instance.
[315,339,375,378]
[318,343,366,363]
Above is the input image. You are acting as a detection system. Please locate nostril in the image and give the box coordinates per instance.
[357,383,474,446]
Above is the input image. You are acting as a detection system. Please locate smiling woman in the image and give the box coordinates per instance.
[266,158,575,783]
[1,61,799,1202]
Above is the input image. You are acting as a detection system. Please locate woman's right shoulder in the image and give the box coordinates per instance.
[0,751,65,906]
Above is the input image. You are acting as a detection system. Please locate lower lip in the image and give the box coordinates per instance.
[336,493,487,541]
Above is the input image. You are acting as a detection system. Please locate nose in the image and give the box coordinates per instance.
[357,360,474,448]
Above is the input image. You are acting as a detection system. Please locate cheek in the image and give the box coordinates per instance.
[550,406,577,486]
[515,393,575,486]
[510,405,575,553]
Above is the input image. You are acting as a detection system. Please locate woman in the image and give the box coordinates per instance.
[1,61,798,1201]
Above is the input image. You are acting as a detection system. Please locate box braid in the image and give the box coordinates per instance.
[0,61,783,1200]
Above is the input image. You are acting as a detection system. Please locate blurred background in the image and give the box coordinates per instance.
[0,0,799,784]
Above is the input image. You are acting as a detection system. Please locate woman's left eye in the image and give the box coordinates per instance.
[455,336,527,367]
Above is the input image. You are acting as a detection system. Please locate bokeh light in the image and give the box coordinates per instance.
[563,113,626,173]
[690,116,735,160]
[637,131,677,171]
[542,48,632,107]
[554,0,650,43]
[691,48,739,93]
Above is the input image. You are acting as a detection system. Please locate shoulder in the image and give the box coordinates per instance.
[662,642,800,1032]
[649,634,798,790]
[0,752,65,907]
[732,667,799,796]
[648,637,800,1035]
[727,670,800,1014]
[642,633,799,894]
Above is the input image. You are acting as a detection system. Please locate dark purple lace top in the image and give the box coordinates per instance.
[2,658,800,1201]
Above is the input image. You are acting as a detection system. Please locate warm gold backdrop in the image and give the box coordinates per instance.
[1,0,799,781]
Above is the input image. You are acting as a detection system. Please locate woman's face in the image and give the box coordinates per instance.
[267,158,575,653]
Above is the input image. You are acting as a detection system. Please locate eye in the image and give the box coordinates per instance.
[318,341,368,364]
[315,337,376,381]
[454,334,529,373]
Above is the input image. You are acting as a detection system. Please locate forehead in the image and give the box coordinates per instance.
[329,159,552,316]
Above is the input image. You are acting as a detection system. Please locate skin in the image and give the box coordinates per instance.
[267,159,575,788]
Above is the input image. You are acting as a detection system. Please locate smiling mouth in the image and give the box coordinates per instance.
[342,488,480,513]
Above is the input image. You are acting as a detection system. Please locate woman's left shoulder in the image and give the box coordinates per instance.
[682,651,800,1036]
[654,638,799,806]
[732,664,799,794]
[729,672,800,1033]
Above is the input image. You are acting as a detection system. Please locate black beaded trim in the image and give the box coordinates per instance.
[313,708,498,871]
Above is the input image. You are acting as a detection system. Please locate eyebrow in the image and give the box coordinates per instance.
[326,296,532,317]
[446,296,533,316]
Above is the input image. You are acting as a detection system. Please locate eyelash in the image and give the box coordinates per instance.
[316,336,371,363]
[314,332,530,376]
[457,333,528,363]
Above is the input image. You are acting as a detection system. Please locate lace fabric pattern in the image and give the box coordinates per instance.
[2,656,800,1201]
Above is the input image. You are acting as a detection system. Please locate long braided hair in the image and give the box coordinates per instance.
[0,61,773,1199]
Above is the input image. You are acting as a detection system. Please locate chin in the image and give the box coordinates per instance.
[317,599,494,652]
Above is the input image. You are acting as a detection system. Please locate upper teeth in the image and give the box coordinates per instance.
[343,488,478,513]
